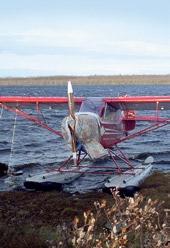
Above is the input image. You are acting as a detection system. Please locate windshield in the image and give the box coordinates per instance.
[79,97,105,116]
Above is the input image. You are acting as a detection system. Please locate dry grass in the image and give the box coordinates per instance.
[71,192,168,248]
[0,75,170,85]
[0,172,169,247]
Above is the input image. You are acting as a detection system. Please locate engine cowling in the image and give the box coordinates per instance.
[61,112,108,160]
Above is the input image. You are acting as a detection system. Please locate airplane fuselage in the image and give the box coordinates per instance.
[79,97,136,148]
[61,97,136,159]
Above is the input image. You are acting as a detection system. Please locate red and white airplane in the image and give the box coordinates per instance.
[0,81,170,194]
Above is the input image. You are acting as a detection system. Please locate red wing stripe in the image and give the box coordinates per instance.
[104,96,170,103]
[0,96,84,103]
[104,96,170,110]
[0,96,170,103]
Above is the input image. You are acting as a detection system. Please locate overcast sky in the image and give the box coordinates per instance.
[0,0,170,76]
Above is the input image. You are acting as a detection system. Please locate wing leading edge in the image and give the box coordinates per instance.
[1,95,170,109]
[0,96,84,104]
[104,96,170,110]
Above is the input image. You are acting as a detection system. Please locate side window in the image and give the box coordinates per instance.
[104,104,118,121]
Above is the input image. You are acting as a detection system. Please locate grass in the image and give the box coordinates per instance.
[141,171,170,207]
[0,172,169,247]
[0,74,170,85]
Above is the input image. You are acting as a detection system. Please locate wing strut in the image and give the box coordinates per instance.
[8,110,17,174]
[1,103,63,138]
[115,121,169,144]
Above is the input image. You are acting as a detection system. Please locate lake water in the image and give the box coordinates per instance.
[0,84,169,192]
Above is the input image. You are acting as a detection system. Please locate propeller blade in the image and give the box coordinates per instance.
[67,81,77,166]
[67,80,75,119]
[68,124,77,166]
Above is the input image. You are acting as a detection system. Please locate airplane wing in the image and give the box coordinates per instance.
[104,96,170,110]
[104,96,170,122]
[104,96,170,144]
[1,95,170,139]
[0,96,84,104]
[0,96,84,137]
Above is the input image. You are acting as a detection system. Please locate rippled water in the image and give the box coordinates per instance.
[0,84,169,192]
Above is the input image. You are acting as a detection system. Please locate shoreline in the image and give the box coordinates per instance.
[0,75,170,85]
[0,172,169,247]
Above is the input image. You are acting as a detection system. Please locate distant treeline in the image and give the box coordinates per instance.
[0,75,170,85]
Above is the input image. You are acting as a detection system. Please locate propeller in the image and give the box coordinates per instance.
[67,81,77,166]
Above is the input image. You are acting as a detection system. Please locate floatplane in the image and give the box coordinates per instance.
[0,81,170,194]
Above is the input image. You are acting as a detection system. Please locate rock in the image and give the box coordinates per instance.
[0,163,8,176]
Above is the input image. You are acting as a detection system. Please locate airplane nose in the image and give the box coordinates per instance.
[61,113,100,144]
[61,116,75,145]
[61,113,108,160]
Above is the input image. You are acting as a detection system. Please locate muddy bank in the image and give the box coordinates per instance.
[0,172,169,225]
[0,172,169,247]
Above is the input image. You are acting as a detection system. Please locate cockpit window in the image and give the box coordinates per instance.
[104,104,121,122]
[79,98,105,116]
